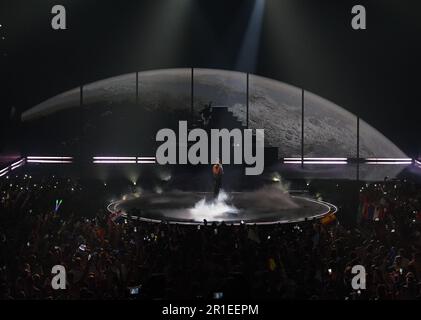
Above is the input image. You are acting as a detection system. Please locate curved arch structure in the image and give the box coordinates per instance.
[21,68,406,161]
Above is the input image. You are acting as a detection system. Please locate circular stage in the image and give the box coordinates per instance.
[107,185,337,225]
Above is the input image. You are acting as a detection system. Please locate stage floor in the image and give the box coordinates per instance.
[107,186,337,225]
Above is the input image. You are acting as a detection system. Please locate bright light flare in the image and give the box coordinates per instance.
[284,161,348,165]
[93,160,137,164]
[27,156,73,160]
[366,161,412,165]
[27,160,73,164]
[284,157,347,161]
[365,158,412,161]
[189,191,238,221]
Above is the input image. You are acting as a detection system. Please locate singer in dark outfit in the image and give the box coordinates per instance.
[212,161,223,198]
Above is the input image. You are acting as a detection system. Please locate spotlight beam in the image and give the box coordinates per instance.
[236,0,266,73]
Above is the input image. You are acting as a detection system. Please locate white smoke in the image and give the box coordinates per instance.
[270,171,291,191]
[189,190,239,221]
[237,184,299,210]
[187,174,298,221]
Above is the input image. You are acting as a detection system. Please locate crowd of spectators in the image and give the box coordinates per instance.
[1,172,421,300]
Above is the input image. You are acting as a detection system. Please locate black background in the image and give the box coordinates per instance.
[0,0,420,156]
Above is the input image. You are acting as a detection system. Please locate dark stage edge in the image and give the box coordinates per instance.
[107,190,337,225]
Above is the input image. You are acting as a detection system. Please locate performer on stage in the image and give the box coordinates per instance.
[200,101,212,127]
[212,160,224,198]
